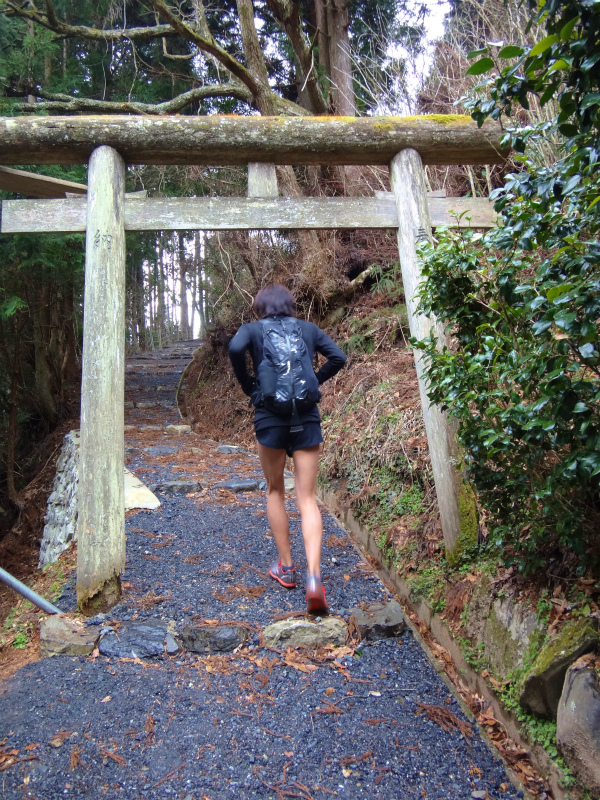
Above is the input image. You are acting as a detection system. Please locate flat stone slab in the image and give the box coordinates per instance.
[263,617,347,648]
[150,479,202,495]
[180,624,248,654]
[216,445,246,454]
[98,621,179,659]
[137,401,160,409]
[139,425,163,431]
[166,424,192,435]
[40,616,99,658]
[215,478,261,492]
[349,600,406,640]
[124,469,161,510]
[284,477,295,492]
[143,446,178,457]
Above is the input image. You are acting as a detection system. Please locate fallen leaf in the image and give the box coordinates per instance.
[48,729,75,749]
[101,696,111,703]
[284,751,293,757]
[70,746,83,770]
[342,768,352,778]
[343,575,350,581]
[325,687,335,697]
[24,744,39,751]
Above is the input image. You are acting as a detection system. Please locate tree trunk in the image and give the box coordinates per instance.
[326,0,355,116]
[314,0,332,103]
[5,313,24,505]
[32,283,58,426]
[157,239,166,347]
[61,279,80,387]
[178,231,190,340]
[136,257,147,350]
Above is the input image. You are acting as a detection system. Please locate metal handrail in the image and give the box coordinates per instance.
[0,565,62,615]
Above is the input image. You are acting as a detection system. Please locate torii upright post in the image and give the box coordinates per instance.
[390,148,477,560]
[77,145,126,614]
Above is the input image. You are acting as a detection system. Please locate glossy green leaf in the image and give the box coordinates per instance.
[529,34,559,57]
[581,93,600,111]
[498,46,525,59]
[547,59,570,73]
[466,57,495,76]
[560,17,579,40]
[547,284,574,303]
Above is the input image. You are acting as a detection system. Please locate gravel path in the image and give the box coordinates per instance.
[0,342,524,800]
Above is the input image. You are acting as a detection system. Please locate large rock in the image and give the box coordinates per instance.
[180,624,248,654]
[40,616,99,658]
[150,479,202,495]
[144,446,178,456]
[215,478,261,492]
[519,619,598,719]
[349,600,406,640]
[264,617,347,648]
[482,594,544,679]
[557,658,600,795]
[98,621,179,658]
[165,424,192,435]
[216,444,246,454]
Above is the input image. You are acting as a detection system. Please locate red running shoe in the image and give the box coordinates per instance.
[269,559,297,588]
[305,575,328,615]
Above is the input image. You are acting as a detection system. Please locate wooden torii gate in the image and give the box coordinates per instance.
[0,115,505,613]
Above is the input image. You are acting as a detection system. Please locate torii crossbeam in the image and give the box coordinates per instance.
[0,115,507,613]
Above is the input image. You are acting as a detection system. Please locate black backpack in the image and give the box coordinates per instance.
[256,316,320,416]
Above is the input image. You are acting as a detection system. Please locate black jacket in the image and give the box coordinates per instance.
[228,316,346,429]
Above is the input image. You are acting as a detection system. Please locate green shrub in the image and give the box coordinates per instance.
[413,0,600,573]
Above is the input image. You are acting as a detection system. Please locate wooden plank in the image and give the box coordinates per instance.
[0,115,508,166]
[427,196,496,227]
[77,145,126,615]
[248,163,278,197]
[0,165,87,198]
[390,148,477,560]
[1,195,496,234]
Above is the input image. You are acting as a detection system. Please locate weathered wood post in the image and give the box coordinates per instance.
[77,145,126,613]
[390,148,477,561]
[248,162,278,197]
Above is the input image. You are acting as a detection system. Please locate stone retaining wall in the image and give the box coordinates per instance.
[39,430,80,568]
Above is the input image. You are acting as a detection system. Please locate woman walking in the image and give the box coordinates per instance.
[228,285,346,614]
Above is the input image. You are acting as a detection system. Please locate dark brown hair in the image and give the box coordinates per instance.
[254,285,296,319]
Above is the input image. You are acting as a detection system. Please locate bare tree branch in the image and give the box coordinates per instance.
[265,0,328,114]
[4,0,177,40]
[148,0,260,98]
[10,82,253,115]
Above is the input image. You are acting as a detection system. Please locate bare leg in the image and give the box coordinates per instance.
[292,445,322,576]
[257,443,293,566]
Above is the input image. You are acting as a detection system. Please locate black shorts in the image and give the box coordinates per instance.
[255,422,323,457]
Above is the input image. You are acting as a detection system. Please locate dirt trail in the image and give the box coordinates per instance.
[0,342,524,800]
